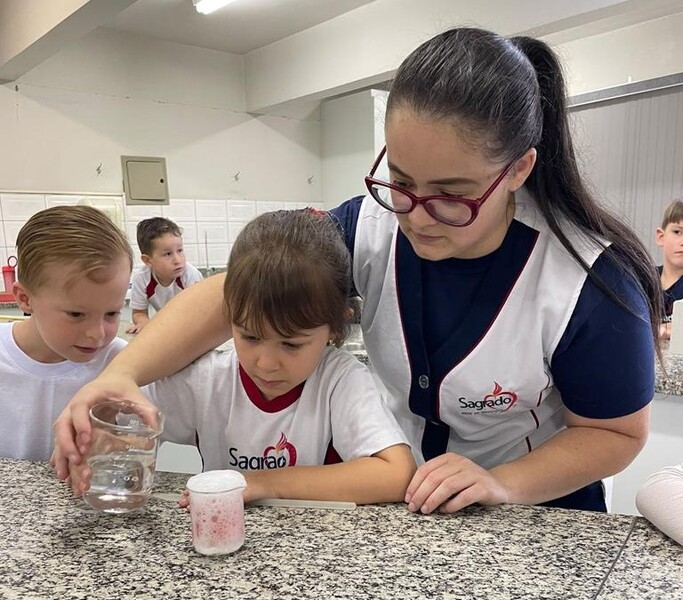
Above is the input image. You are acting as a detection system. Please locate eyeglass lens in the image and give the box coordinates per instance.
[367,182,473,226]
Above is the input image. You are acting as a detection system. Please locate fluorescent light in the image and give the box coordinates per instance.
[193,0,238,15]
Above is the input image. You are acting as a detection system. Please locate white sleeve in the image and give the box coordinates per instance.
[326,352,409,461]
[635,463,683,545]
[145,356,212,447]
[183,263,204,287]
[129,270,149,311]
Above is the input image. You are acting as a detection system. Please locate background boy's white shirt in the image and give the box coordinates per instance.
[146,346,409,472]
[129,263,203,312]
[0,323,127,461]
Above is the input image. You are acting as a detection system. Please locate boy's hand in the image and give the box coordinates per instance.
[52,375,159,484]
[125,322,145,334]
[660,322,672,340]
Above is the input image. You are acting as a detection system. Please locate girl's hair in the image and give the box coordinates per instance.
[224,209,353,346]
[660,199,683,229]
[387,26,662,354]
[16,205,133,290]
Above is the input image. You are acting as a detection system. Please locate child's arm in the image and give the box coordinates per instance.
[126,270,151,334]
[244,352,416,505]
[244,444,416,505]
[636,463,683,545]
[126,308,150,334]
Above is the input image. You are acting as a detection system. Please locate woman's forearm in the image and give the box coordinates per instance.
[113,273,231,385]
[491,407,650,505]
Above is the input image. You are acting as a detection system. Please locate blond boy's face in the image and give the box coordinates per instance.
[656,220,683,271]
[142,233,186,286]
[13,256,130,363]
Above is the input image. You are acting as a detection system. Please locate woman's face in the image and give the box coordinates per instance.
[383,107,535,260]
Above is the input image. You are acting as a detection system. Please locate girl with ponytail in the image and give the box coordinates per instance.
[54,27,658,514]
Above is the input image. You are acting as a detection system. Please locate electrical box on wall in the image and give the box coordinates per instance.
[121,156,169,205]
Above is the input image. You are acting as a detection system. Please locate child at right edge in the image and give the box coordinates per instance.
[66,209,415,505]
[655,199,683,339]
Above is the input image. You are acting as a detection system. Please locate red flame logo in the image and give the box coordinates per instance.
[263,432,297,466]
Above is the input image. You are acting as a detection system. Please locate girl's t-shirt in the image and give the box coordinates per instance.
[147,346,408,472]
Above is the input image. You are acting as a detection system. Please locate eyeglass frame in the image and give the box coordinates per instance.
[364,146,516,227]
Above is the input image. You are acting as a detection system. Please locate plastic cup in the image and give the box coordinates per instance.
[83,400,164,514]
[186,470,247,555]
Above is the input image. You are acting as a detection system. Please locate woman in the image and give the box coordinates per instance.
[54,27,661,513]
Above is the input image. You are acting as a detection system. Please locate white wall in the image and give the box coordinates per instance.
[244,0,629,112]
[321,90,375,207]
[0,28,321,203]
[555,11,683,97]
[612,394,683,515]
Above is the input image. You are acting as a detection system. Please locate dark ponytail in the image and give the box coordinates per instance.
[388,27,662,358]
[512,35,662,359]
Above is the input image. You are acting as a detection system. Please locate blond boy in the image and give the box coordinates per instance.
[127,217,203,333]
[0,206,132,460]
[656,199,683,339]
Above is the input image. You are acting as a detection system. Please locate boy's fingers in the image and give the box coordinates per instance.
[53,412,82,465]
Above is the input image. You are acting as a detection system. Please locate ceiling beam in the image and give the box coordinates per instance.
[243,0,647,113]
[0,0,138,83]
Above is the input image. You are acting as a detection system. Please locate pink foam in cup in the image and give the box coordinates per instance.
[186,470,247,556]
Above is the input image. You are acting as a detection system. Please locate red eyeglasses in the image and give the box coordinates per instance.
[364,146,514,227]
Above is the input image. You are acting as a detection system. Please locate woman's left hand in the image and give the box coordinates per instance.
[405,452,509,514]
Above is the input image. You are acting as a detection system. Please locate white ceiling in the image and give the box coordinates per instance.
[103,0,378,54]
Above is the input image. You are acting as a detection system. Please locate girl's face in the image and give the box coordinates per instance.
[384,107,536,260]
[233,321,331,400]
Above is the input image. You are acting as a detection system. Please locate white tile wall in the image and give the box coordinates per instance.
[227,199,256,220]
[161,199,195,220]
[3,221,26,248]
[196,199,227,221]
[0,193,304,273]
[1,194,46,219]
[46,195,87,207]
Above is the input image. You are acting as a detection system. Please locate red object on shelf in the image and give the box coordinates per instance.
[3,255,17,295]
[0,292,15,303]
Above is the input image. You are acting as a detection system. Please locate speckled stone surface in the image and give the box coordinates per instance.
[655,341,683,396]
[0,460,680,599]
[595,520,683,599]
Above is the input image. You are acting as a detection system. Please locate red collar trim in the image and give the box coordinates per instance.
[145,272,184,298]
[238,364,305,413]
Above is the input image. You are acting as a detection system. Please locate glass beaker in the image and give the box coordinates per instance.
[83,400,164,514]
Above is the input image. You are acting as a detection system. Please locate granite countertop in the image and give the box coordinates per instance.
[654,340,683,395]
[0,460,680,599]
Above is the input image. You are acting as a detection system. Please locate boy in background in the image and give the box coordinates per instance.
[655,199,683,339]
[0,205,132,460]
[127,217,203,333]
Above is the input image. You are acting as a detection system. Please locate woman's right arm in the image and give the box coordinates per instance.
[52,273,230,475]
[636,463,683,545]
